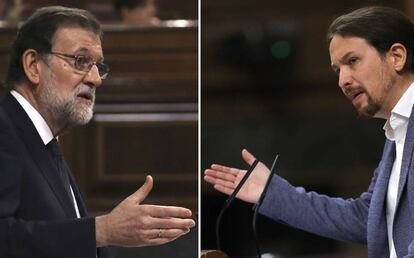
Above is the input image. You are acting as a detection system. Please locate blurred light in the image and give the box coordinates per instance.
[262,253,282,258]
[164,19,197,28]
[271,40,291,59]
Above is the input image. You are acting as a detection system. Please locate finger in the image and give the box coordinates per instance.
[146,228,190,245]
[203,174,216,185]
[211,164,243,176]
[214,184,235,196]
[204,169,237,183]
[242,149,257,165]
[204,174,219,185]
[162,228,190,239]
[155,228,190,239]
[148,217,196,229]
[204,175,236,189]
[145,205,193,218]
[129,175,153,204]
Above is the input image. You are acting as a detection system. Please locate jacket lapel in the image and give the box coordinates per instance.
[396,105,414,207]
[2,94,77,218]
[368,139,395,258]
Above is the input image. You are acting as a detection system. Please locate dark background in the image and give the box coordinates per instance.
[201,0,409,257]
[0,0,198,257]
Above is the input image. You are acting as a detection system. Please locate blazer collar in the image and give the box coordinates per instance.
[395,104,414,207]
[2,94,77,218]
[368,139,394,258]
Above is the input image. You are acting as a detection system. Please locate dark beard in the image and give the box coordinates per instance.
[356,94,381,118]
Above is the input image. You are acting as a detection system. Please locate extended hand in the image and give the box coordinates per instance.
[204,149,270,204]
[96,175,195,247]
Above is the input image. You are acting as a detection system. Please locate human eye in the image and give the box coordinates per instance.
[74,55,93,71]
[348,56,358,66]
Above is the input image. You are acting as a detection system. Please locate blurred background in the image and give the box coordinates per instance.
[0,0,198,257]
[201,0,413,258]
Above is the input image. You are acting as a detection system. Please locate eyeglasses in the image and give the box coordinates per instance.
[48,51,110,80]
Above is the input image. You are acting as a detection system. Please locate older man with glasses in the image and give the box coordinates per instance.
[0,6,195,258]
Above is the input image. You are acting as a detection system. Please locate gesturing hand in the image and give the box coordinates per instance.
[204,149,270,204]
[96,175,195,247]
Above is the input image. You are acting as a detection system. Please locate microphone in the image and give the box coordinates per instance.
[252,154,280,258]
[215,159,260,251]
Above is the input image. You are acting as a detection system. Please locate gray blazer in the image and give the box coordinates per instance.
[259,105,414,258]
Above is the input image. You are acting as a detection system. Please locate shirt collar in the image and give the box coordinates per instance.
[10,90,54,145]
[391,82,414,119]
[383,82,414,141]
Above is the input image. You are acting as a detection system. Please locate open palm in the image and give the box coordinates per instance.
[204,149,270,204]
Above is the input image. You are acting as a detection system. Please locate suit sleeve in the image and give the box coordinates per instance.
[0,123,99,258]
[258,167,379,244]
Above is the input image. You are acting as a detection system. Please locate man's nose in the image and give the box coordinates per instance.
[338,69,353,89]
[83,65,102,88]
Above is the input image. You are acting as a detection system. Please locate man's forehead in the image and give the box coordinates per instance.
[52,27,103,54]
[329,36,371,58]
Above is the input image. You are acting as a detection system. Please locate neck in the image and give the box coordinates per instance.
[13,83,65,137]
[375,73,414,119]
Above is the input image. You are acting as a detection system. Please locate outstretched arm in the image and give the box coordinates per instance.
[204,148,371,244]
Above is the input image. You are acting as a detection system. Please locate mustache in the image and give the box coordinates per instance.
[343,85,364,99]
[75,84,96,102]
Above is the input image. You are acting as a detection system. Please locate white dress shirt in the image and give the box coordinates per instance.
[383,82,414,258]
[10,90,81,218]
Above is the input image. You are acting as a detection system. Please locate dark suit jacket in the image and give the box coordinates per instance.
[0,93,110,258]
[259,105,414,258]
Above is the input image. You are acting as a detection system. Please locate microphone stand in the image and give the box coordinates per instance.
[252,154,280,258]
[215,159,259,251]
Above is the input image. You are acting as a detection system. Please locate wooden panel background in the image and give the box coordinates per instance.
[0,23,198,215]
[16,0,198,21]
[66,24,199,214]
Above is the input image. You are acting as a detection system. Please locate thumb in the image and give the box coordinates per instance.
[130,175,153,204]
[241,149,257,166]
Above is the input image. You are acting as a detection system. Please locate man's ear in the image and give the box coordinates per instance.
[22,49,41,85]
[388,43,407,72]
